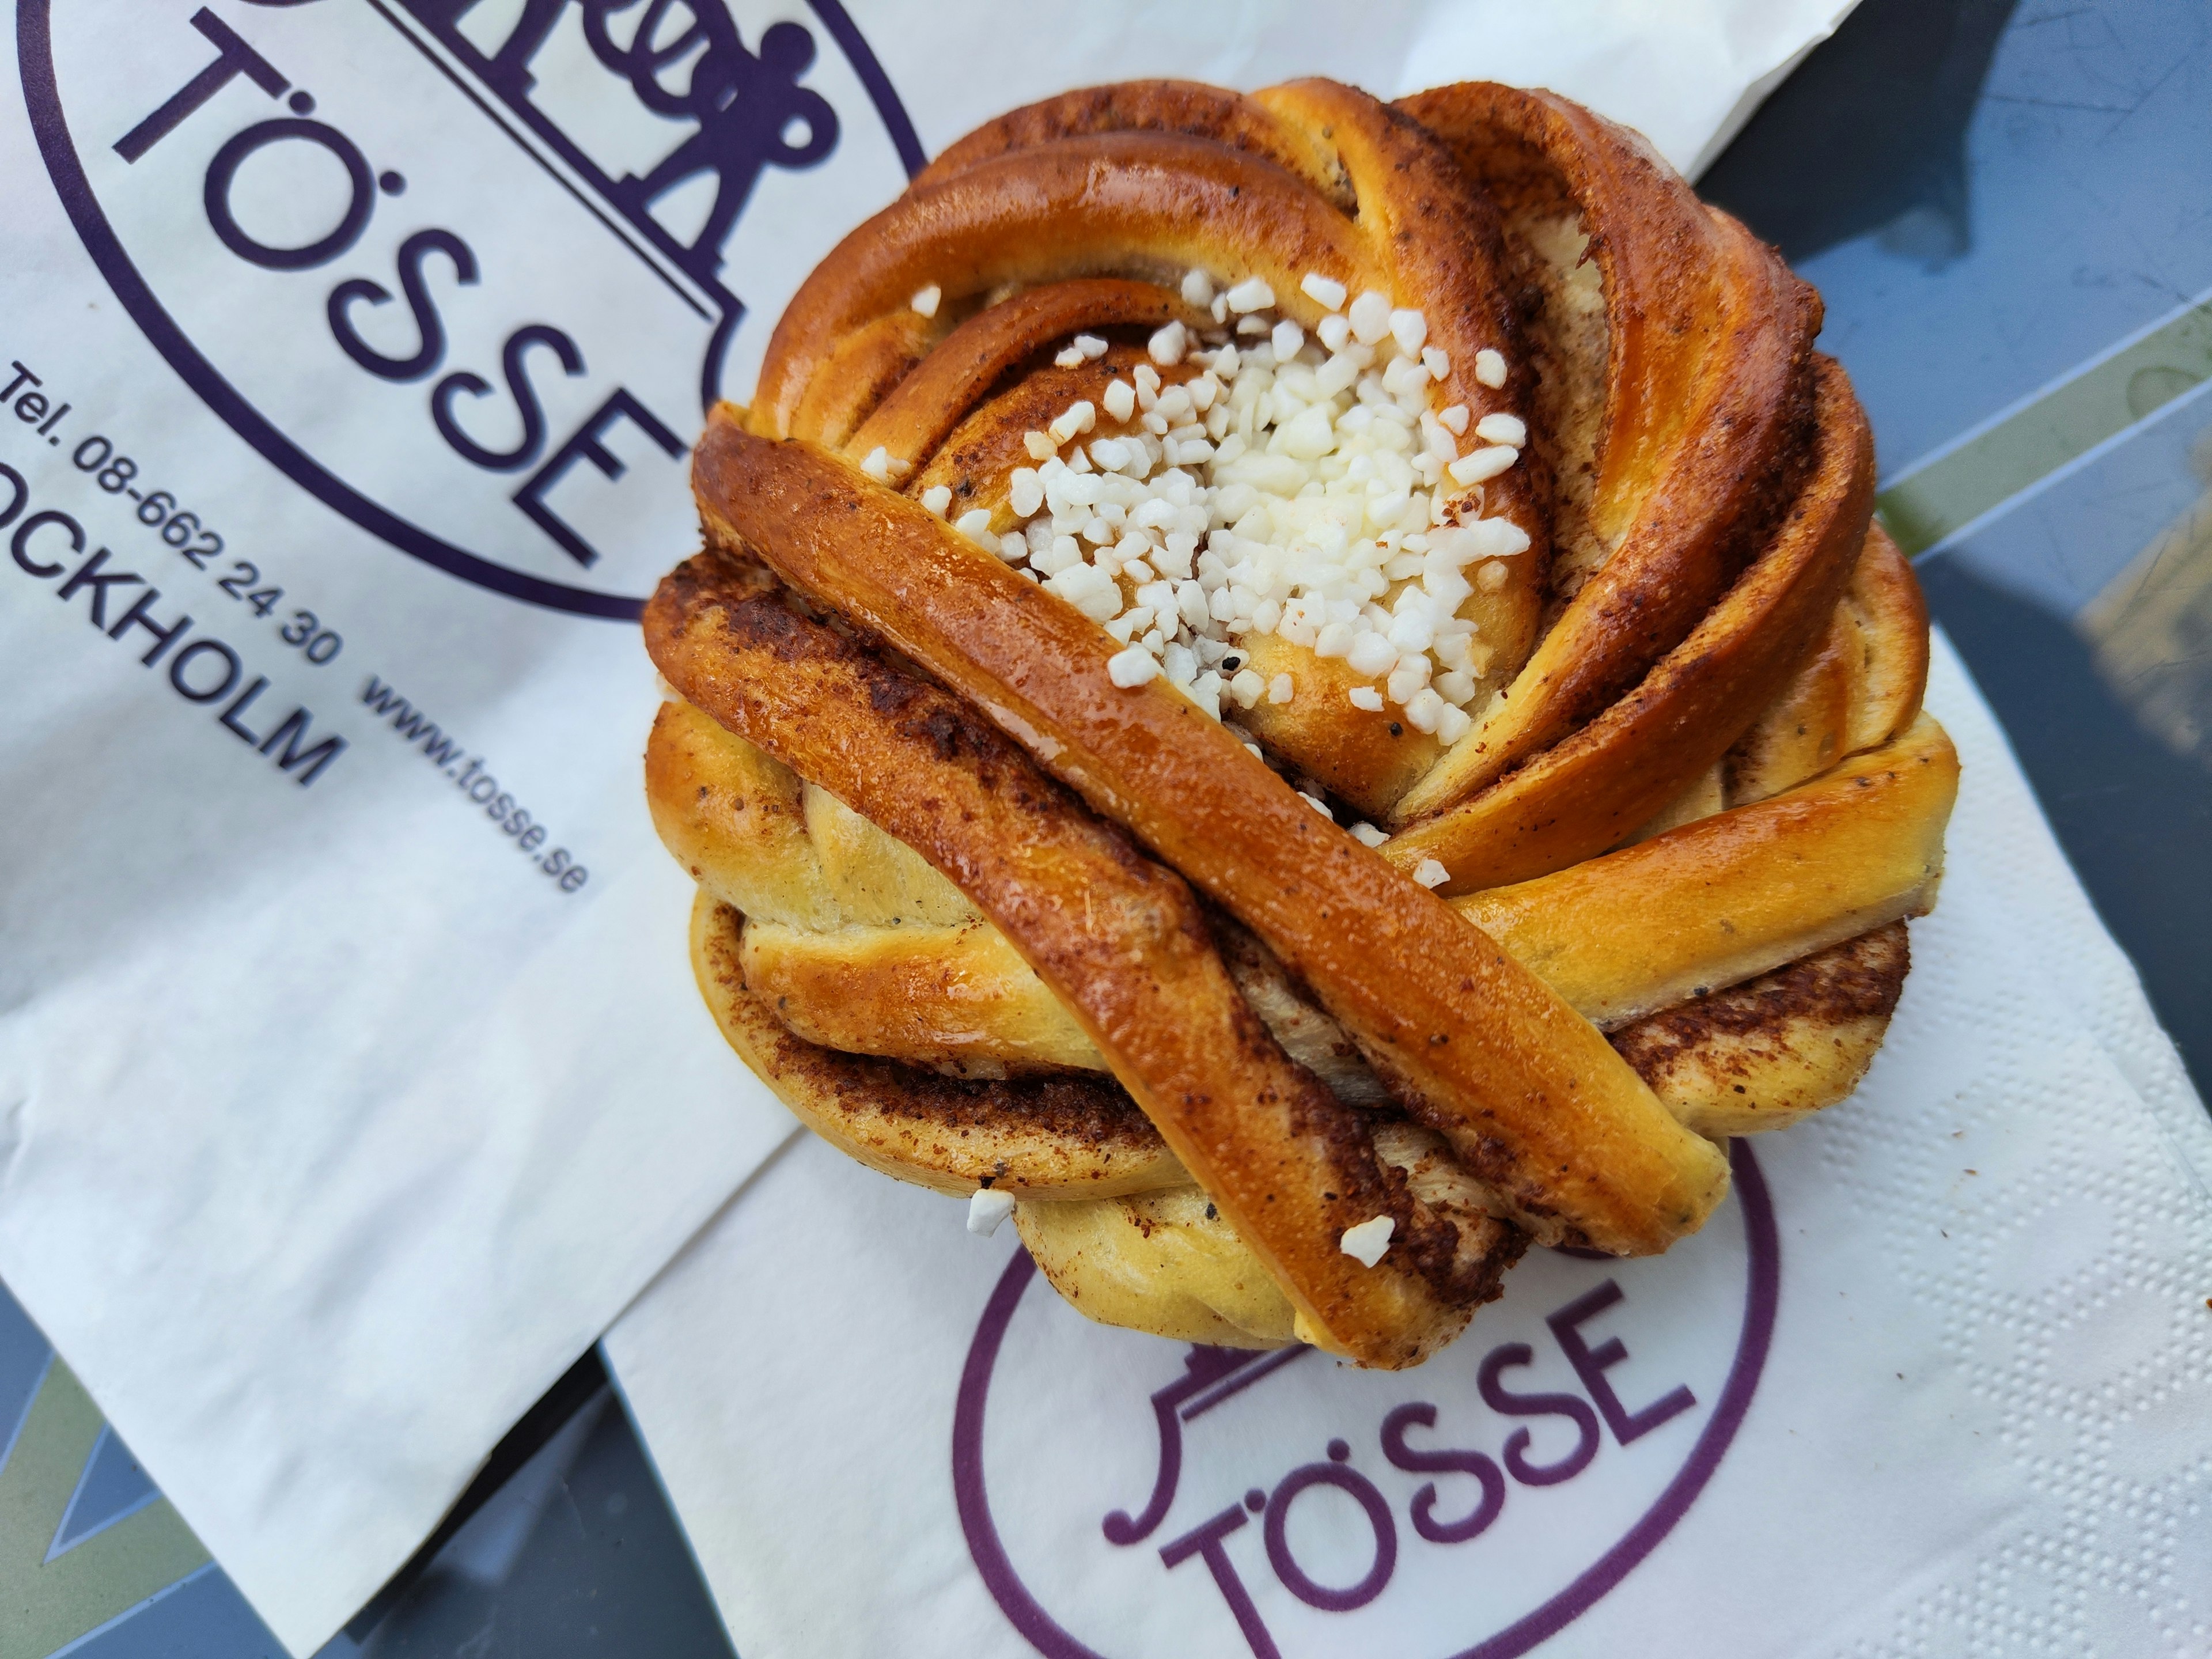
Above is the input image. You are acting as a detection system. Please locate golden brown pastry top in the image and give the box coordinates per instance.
[642,76,1952,1368]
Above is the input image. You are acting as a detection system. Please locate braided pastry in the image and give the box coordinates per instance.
[643,79,1957,1368]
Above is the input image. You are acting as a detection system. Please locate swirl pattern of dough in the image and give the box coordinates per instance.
[642,78,1956,1366]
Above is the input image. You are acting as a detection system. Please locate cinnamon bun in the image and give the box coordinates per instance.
[642,78,1956,1368]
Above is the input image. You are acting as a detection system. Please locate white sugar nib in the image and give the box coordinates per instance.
[967,1188,1016,1237]
[1340,1215,1395,1267]
[976,287,1520,736]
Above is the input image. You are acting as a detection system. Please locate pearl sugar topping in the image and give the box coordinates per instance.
[933,273,1529,740]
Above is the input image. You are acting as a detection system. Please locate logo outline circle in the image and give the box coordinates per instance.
[16,0,922,620]
[952,1139,1781,1659]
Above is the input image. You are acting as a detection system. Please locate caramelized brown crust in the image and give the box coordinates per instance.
[693,893,1176,1196]
[1726,521,1929,804]
[1382,358,1875,888]
[902,342,1194,540]
[1842,524,1934,753]
[1453,712,1956,1027]
[712,881,1918,1191]
[710,714,1953,1060]
[842,279,1191,472]
[759,131,1374,449]
[1394,82,1823,815]
[1613,922,1910,1136]
[690,419,1729,1258]
[1231,634,1446,819]
[756,79,1552,700]
[649,559,1475,1366]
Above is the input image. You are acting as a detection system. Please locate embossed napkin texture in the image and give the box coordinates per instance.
[1,2,1861,1650]
[605,636,2212,1659]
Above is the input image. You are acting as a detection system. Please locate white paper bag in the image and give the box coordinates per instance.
[0,1,1861,1649]
[605,637,2212,1658]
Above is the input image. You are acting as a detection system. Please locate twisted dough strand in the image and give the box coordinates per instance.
[690,415,1729,1256]
[1394,82,1826,823]
[647,554,1504,1365]
[1381,357,1875,891]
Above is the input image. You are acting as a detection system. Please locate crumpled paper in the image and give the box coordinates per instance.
[604,635,2212,1659]
[0,2,1861,1651]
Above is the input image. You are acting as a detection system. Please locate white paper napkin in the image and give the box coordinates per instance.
[0,2,1859,1650]
[605,634,2212,1659]
[873,0,1860,187]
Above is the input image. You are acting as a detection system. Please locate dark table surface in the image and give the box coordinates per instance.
[5,0,2207,1652]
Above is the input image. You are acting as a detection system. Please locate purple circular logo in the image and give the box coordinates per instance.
[955,1141,1778,1658]
[20,0,922,618]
